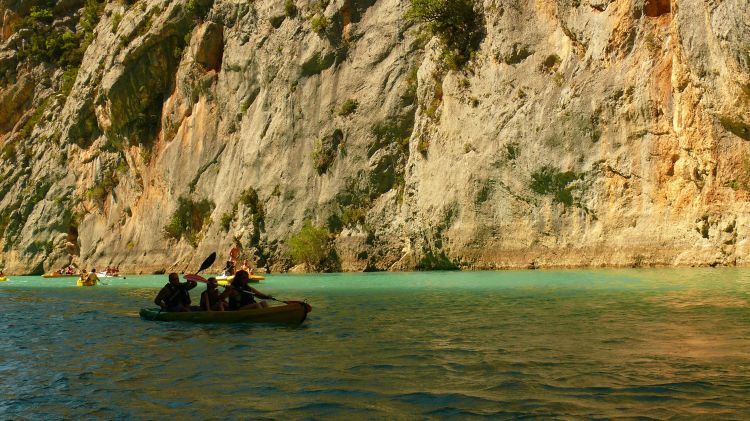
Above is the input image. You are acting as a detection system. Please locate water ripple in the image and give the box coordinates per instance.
[1,270,749,418]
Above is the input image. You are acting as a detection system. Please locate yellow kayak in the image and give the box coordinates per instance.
[216,274,264,286]
[77,273,99,286]
[0,277,8,282]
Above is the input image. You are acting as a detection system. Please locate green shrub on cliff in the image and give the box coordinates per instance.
[239,187,266,247]
[341,206,367,227]
[338,99,358,116]
[270,15,286,29]
[405,0,483,69]
[15,1,103,69]
[60,67,79,96]
[164,197,215,246]
[285,0,298,17]
[310,14,328,35]
[529,166,581,206]
[80,0,104,45]
[288,222,332,270]
[111,12,123,32]
[371,118,412,152]
[219,212,234,231]
[185,0,211,19]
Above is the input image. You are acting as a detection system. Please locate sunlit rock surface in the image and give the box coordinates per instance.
[0,0,748,274]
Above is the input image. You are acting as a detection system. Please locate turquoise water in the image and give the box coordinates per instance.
[1,269,749,418]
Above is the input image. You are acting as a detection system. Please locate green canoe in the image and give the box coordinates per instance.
[139,302,311,324]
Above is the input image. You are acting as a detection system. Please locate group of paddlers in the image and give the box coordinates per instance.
[58,265,119,276]
[58,265,77,275]
[154,270,273,312]
[222,244,257,276]
[99,266,120,276]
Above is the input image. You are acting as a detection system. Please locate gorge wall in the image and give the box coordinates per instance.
[0,0,749,274]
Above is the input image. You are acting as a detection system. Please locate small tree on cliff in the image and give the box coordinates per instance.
[405,0,484,69]
[288,222,332,270]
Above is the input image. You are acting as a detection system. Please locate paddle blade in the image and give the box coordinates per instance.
[184,274,208,283]
[197,252,216,274]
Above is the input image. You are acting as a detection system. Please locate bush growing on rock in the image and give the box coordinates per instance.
[239,188,266,247]
[288,221,333,270]
[184,0,212,19]
[240,188,264,220]
[111,12,123,32]
[285,0,297,17]
[61,67,79,96]
[15,1,104,69]
[405,0,484,69]
[341,206,367,227]
[163,197,215,246]
[338,99,358,116]
[86,179,115,205]
[220,212,234,231]
[529,166,581,206]
[310,14,328,35]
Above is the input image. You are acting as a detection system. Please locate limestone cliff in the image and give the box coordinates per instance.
[0,0,748,274]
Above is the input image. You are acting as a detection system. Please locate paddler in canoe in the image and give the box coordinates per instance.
[221,270,273,310]
[154,272,198,312]
[77,269,99,286]
[222,244,240,276]
[200,277,227,311]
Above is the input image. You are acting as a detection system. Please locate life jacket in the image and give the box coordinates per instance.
[164,283,190,308]
[228,284,255,310]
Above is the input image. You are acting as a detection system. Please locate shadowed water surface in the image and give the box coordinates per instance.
[1,269,749,419]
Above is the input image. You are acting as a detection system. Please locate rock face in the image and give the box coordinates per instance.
[0,0,749,274]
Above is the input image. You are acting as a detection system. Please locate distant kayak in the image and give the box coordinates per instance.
[139,302,310,324]
[0,277,7,282]
[215,274,264,286]
[96,272,120,278]
[42,273,78,278]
